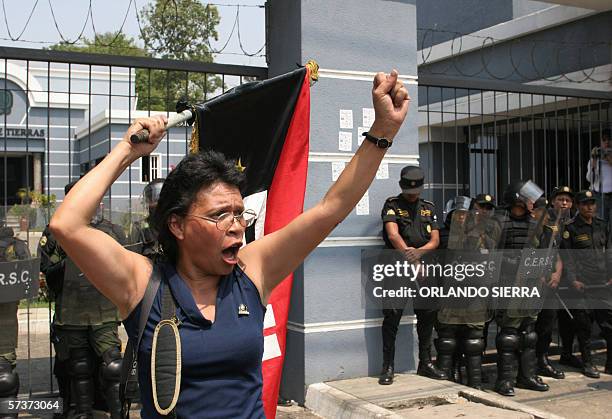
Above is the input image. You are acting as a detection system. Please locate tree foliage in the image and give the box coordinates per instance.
[49,0,224,111]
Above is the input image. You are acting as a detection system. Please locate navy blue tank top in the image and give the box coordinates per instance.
[123,263,266,418]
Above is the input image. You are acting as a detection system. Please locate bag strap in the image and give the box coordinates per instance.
[151,281,180,418]
[120,264,162,418]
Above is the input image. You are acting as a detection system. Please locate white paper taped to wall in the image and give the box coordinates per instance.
[362,108,375,129]
[331,161,345,181]
[376,163,389,180]
[339,109,353,129]
[357,127,366,146]
[356,191,369,215]
[338,131,352,151]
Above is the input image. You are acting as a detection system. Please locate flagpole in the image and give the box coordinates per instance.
[130,109,194,143]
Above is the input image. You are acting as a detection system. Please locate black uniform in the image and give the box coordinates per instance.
[380,194,446,383]
[560,197,612,377]
[535,189,573,380]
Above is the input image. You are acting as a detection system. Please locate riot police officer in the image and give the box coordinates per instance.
[128,178,163,258]
[379,166,446,385]
[0,224,30,419]
[39,183,126,418]
[560,190,612,378]
[435,195,499,389]
[495,180,549,396]
[535,186,573,380]
[470,193,499,384]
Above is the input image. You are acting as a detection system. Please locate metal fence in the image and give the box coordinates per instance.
[417,75,612,212]
[0,46,267,397]
[2,45,612,398]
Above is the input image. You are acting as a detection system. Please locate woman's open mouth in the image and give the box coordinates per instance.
[221,243,242,264]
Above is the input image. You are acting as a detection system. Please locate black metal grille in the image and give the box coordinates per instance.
[0,46,267,397]
[418,75,612,212]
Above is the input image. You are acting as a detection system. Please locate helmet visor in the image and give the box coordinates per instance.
[518,180,544,204]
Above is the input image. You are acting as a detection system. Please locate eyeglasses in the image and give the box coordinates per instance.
[188,209,257,231]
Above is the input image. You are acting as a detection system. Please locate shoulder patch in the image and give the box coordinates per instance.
[40,235,47,247]
[386,209,396,216]
[5,245,15,260]
[563,231,570,239]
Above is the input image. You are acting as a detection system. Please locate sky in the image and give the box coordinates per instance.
[0,0,266,66]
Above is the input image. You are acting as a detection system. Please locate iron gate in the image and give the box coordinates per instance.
[0,46,267,397]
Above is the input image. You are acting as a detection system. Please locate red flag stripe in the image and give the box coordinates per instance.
[261,69,310,418]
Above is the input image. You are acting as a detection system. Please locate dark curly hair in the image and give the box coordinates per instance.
[152,150,246,264]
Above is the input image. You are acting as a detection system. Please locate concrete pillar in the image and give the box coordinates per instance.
[33,153,42,193]
[268,0,420,403]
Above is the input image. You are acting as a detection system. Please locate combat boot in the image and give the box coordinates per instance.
[537,353,565,379]
[378,364,394,385]
[417,360,447,380]
[517,328,549,392]
[495,330,519,397]
[434,336,456,381]
[516,375,549,391]
[0,359,19,419]
[580,342,600,379]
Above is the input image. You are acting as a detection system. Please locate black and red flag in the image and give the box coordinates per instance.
[190,65,313,418]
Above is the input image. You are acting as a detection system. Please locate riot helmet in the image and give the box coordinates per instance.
[143,178,164,218]
[503,180,543,208]
[443,196,471,225]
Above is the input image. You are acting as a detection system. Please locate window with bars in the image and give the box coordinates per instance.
[141,154,160,183]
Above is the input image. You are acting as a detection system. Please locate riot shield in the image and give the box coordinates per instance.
[438,209,501,324]
[505,205,560,317]
[122,202,160,258]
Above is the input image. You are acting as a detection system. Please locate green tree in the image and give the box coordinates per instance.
[47,32,148,57]
[138,0,223,110]
[49,0,224,111]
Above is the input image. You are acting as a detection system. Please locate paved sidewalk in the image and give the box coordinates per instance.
[12,309,611,418]
[507,352,612,419]
[303,351,612,419]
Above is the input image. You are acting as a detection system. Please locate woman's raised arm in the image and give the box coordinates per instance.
[239,70,411,303]
[49,115,167,318]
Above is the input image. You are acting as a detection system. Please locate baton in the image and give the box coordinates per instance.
[558,283,610,291]
[130,109,194,144]
[554,292,573,320]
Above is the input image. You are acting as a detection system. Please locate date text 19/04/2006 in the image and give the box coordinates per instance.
[372,286,541,299]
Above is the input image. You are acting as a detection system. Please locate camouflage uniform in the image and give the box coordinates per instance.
[494,181,549,396]
[435,195,499,389]
[0,226,31,418]
[39,218,126,419]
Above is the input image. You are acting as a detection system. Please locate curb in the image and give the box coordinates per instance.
[305,382,403,419]
[305,381,565,419]
[458,388,565,419]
